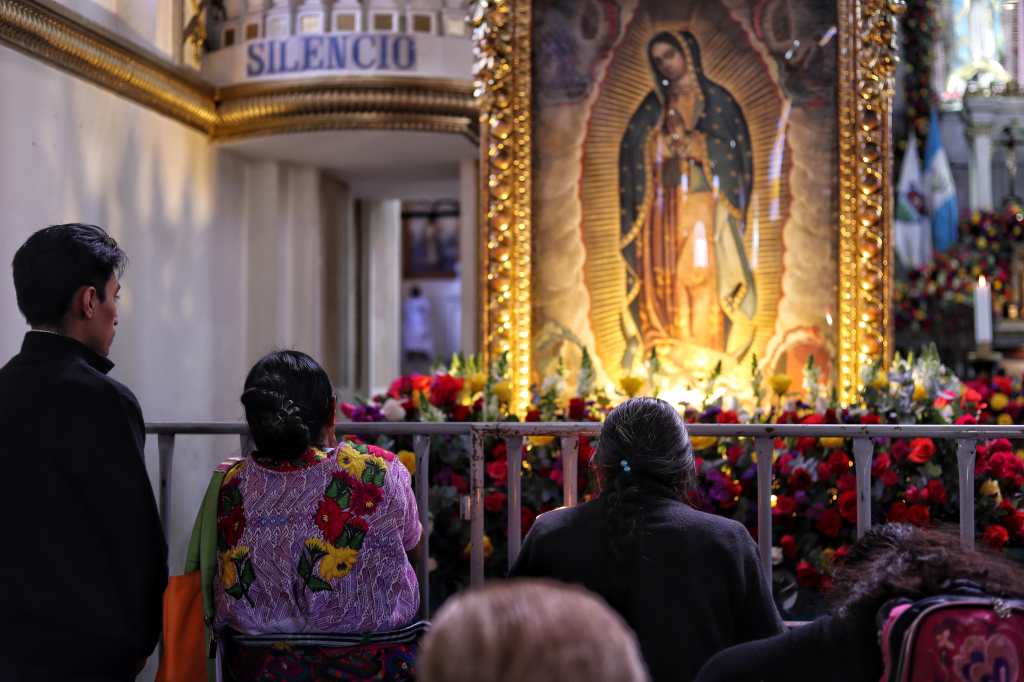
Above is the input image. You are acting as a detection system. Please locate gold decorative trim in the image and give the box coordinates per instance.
[0,0,478,140]
[473,0,532,416]
[836,0,902,401]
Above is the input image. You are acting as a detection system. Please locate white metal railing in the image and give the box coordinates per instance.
[147,421,1024,618]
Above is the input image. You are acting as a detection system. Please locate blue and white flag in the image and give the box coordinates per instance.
[925,108,959,252]
[894,132,931,269]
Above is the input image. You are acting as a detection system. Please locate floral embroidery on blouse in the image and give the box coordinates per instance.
[298,443,392,592]
[218,461,256,605]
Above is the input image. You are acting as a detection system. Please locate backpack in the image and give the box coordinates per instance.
[878,583,1024,682]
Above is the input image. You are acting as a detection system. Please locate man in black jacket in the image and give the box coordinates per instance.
[0,224,167,681]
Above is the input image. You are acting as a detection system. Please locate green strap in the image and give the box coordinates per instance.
[184,467,228,682]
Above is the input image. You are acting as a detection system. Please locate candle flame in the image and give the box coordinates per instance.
[979,275,988,287]
[825,312,833,327]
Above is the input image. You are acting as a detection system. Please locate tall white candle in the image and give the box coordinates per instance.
[974,275,993,345]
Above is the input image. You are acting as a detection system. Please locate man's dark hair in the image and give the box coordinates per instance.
[12,224,127,327]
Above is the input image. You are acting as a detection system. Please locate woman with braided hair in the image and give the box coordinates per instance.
[208,350,423,680]
[510,396,781,681]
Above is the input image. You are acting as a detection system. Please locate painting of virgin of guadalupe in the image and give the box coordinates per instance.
[620,31,757,359]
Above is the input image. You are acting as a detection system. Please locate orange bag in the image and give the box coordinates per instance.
[155,572,206,682]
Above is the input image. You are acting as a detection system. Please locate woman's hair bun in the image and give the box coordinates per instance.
[241,386,312,459]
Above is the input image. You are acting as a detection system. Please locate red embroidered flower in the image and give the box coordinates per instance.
[816,508,842,537]
[349,480,384,515]
[907,504,930,527]
[787,468,812,491]
[486,460,508,483]
[568,397,587,420]
[838,491,859,524]
[315,497,345,545]
[219,505,246,547]
[983,524,1010,549]
[429,374,465,407]
[780,534,797,560]
[907,438,936,464]
[484,491,507,513]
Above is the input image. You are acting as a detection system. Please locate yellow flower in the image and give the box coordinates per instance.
[619,374,645,397]
[990,393,1009,411]
[529,435,556,447]
[398,450,416,475]
[493,381,512,404]
[468,372,488,394]
[220,553,237,588]
[1017,449,1024,461]
[462,535,495,560]
[821,548,836,569]
[337,444,367,479]
[870,373,889,391]
[319,545,360,581]
[820,437,845,449]
[998,413,1014,426]
[769,374,792,397]
[912,383,928,402]
[980,479,1002,503]
[690,436,718,451]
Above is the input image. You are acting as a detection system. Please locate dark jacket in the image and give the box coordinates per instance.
[0,332,167,681]
[510,496,783,682]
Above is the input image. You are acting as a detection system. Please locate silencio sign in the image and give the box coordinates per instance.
[246,34,416,77]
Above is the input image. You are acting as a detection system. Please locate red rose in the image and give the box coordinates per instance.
[828,450,851,471]
[451,404,471,421]
[315,497,345,544]
[888,502,911,523]
[1005,511,1024,539]
[908,438,936,464]
[349,480,384,515]
[908,504,930,527]
[491,441,508,461]
[990,438,1014,454]
[993,376,1013,394]
[525,409,540,422]
[484,491,507,513]
[860,414,881,425]
[773,495,797,518]
[801,413,825,425]
[816,508,843,537]
[834,544,850,563]
[817,461,833,481]
[429,374,465,407]
[837,472,856,492]
[890,439,910,463]
[579,437,595,465]
[716,410,740,424]
[780,534,798,560]
[486,460,508,483]
[926,479,948,506]
[955,414,978,425]
[451,473,469,494]
[775,453,795,476]
[795,436,818,453]
[882,470,899,487]
[796,560,821,588]
[388,376,411,399]
[219,505,246,547]
[983,524,1010,549]
[787,468,812,490]
[727,445,744,465]
[568,397,587,420]
[839,490,859,524]
[990,452,1024,481]
[872,453,891,478]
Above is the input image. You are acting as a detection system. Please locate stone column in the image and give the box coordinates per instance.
[459,157,479,356]
[968,123,995,212]
[360,199,402,394]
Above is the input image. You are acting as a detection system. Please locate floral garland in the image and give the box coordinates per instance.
[900,0,938,146]
[343,350,1024,616]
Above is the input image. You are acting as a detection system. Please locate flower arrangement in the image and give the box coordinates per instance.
[341,348,1024,617]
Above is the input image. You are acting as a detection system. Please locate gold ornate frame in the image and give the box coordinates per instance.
[474,0,902,412]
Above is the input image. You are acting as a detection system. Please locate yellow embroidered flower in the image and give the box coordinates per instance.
[468,372,488,394]
[990,393,1009,411]
[528,436,555,447]
[318,545,360,581]
[493,381,512,404]
[337,444,367,479]
[769,374,792,397]
[820,437,845,449]
[998,413,1014,426]
[223,461,246,485]
[912,383,928,402]
[398,450,416,475]
[619,374,645,397]
[220,546,249,588]
[305,537,331,553]
[690,436,718,451]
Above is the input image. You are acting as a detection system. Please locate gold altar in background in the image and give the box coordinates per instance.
[476,0,900,413]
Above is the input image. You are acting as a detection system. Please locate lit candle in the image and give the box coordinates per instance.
[974,275,993,346]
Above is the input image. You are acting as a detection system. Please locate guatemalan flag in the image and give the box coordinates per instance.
[894,132,931,269]
[924,108,959,252]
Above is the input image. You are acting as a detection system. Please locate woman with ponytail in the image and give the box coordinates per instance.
[209,350,423,681]
[510,397,781,682]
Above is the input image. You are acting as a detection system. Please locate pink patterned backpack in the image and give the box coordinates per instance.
[878,583,1024,681]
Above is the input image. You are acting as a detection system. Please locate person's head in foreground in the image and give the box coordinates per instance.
[418,579,649,682]
[12,223,126,356]
[241,349,336,462]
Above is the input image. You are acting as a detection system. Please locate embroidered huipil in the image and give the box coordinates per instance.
[214,441,421,635]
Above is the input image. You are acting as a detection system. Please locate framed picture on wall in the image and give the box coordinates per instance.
[402,199,461,279]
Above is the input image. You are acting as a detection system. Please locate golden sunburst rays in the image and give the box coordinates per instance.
[575,5,795,380]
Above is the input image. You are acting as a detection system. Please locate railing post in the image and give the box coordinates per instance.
[413,434,431,618]
[470,428,485,587]
[158,434,175,541]
[560,436,579,508]
[505,436,524,571]
[956,439,977,551]
[852,438,874,539]
[754,437,773,583]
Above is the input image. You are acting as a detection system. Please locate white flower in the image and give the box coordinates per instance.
[381,398,407,421]
[541,374,565,398]
[771,547,783,566]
